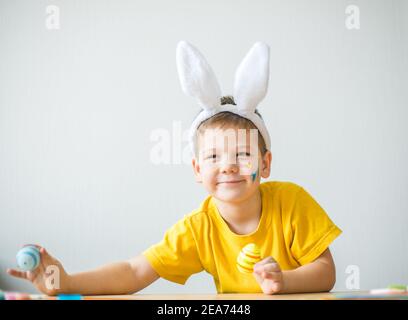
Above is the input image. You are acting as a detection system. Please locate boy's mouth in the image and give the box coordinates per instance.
[217,179,245,185]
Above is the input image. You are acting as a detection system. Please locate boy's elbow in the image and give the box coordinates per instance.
[327,272,336,291]
[124,288,140,295]
[317,249,337,292]
[324,265,336,292]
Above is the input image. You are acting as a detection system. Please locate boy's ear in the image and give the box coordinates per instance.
[192,157,202,183]
[260,151,272,179]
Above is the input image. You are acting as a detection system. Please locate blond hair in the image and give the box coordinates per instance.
[196,96,268,155]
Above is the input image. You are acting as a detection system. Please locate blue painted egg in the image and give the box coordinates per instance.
[16,246,40,271]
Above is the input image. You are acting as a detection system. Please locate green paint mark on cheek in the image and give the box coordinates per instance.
[251,170,258,182]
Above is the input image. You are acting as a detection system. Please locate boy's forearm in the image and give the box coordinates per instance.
[66,261,140,295]
[280,260,336,294]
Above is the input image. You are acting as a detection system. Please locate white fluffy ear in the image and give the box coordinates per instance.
[176,41,222,111]
[233,42,270,113]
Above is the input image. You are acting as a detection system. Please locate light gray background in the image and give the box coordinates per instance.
[1,0,407,294]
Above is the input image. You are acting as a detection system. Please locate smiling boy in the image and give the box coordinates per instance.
[143,104,341,294]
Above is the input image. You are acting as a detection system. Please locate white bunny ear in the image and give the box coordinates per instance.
[176,41,222,111]
[233,42,270,113]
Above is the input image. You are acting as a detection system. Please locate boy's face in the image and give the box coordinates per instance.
[192,127,272,203]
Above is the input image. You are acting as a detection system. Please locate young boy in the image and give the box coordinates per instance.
[7,42,341,295]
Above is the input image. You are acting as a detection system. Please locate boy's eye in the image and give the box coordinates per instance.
[237,152,251,157]
[205,154,218,160]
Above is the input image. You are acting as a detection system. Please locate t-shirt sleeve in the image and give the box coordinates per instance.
[142,216,204,284]
[288,187,342,265]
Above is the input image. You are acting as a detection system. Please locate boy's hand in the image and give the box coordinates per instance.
[253,256,284,295]
[7,245,71,296]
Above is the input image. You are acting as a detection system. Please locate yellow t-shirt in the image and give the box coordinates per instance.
[143,181,342,293]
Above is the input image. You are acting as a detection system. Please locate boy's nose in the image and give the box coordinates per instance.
[219,161,239,174]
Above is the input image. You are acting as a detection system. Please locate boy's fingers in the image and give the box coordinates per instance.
[257,257,272,264]
[39,247,58,268]
[254,256,277,268]
[252,271,264,285]
[253,262,282,281]
[263,263,281,273]
[9,266,40,282]
[254,257,280,271]
[7,268,28,280]
[262,271,281,281]
[40,247,51,261]
[26,270,38,282]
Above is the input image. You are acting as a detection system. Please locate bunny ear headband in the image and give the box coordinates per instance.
[176,41,271,156]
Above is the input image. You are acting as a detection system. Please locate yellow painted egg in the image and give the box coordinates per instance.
[236,243,261,274]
